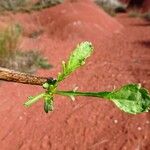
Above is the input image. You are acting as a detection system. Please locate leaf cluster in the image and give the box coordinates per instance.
[24,42,150,114]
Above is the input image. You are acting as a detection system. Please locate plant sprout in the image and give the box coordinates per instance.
[24,42,150,114]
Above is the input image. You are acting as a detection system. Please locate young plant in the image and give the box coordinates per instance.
[32,0,63,11]
[0,24,21,57]
[24,42,150,114]
[0,24,51,73]
[0,0,30,11]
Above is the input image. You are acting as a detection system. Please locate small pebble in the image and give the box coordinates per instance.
[113,85,116,90]
[19,116,23,120]
[114,119,118,124]
[146,120,150,124]
[23,112,27,115]
[137,127,142,131]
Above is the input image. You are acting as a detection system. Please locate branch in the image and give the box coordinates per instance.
[0,67,52,85]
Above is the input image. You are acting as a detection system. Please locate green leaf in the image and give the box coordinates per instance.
[24,93,45,107]
[44,94,54,113]
[57,41,93,82]
[23,41,150,115]
[56,84,150,114]
[106,84,150,114]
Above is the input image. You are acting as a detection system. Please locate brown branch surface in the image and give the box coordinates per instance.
[0,67,52,85]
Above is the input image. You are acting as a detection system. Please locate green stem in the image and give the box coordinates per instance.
[24,93,45,107]
[55,90,110,98]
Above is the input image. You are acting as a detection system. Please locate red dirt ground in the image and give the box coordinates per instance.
[37,1,123,40]
[0,1,150,150]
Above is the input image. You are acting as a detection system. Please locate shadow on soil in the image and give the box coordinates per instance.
[137,40,150,48]
[133,40,150,48]
[132,23,150,27]
[130,40,150,87]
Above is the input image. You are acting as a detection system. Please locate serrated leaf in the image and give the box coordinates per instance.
[57,41,93,82]
[105,84,150,114]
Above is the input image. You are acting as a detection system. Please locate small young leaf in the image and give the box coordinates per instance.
[57,41,93,82]
[43,82,49,89]
[44,94,54,113]
[24,93,45,107]
[106,84,150,114]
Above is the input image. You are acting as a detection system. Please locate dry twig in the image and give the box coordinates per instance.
[0,67,52,85]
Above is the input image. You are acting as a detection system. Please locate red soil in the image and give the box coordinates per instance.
[0,1,150,150]
[37,1,123,40]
